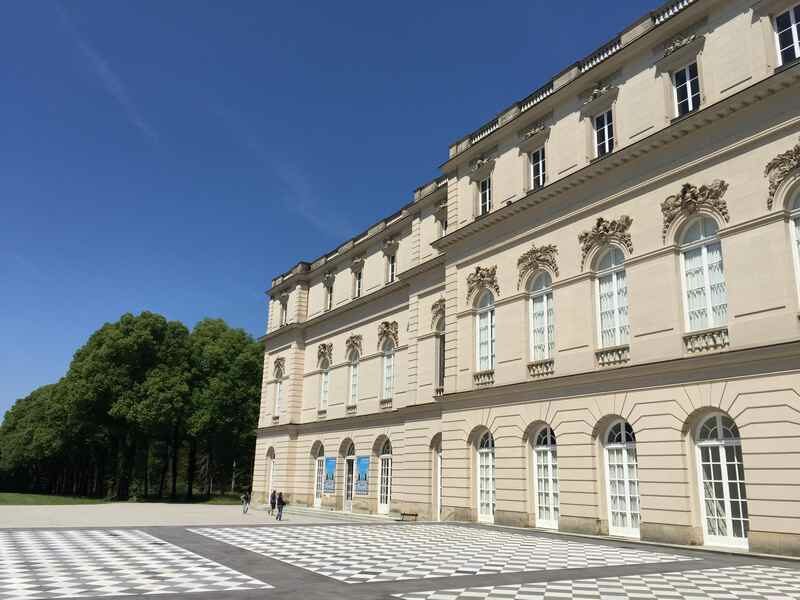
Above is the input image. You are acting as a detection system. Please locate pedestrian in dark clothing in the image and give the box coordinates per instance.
[269,490,277,516]
[240,490,251,514]
[276,492,286,521]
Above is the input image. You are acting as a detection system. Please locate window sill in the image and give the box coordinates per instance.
[473,369,495,387]
[775,57,800,74]
[379,398,393,409]
[346,405,357,415]
[670,109,700,124]
[434,386,445,397]
[684,326,729,354]
[317,409,327,419]
[527,359,554,378]
[595,345,630,367]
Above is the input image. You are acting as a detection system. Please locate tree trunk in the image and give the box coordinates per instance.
[143,440,150,498]
[117,435,136,501]
[170,426,179,500]
[158,446,168,499]
[186,438,197,500]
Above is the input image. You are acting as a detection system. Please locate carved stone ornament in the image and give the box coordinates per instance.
[431,297,446,329]
[517,244,559,289]
[322,271,335,288]
[466,265,500,302]
[273,357,285,374]
[661,180,729,240]
[764,136,800,210]
[583,83,616,105]
[317,343,333,366]
[521,121,547,140]
[345,334,363,357]
[663,33,697,57]
[579,216,634,270]
[350,256,364,272]
[382,238,399,256]
[377,321,400,349]
[470,156,494,173]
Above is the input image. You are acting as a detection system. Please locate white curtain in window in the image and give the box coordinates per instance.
[349,360,358,406]
[616,270,629,344]
[531,292,554,361]
[599,274,616,347]
[707,242,727,327]
[382,351,394,399]
[274,379,282,414]
[684,246,707,331]
[683,240,727,331]
[320,370,329,409]
[478,310,495,371]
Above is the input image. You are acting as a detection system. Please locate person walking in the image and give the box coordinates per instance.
[276,491,286,521]
[269,490,277,517]
[240,490,251,514]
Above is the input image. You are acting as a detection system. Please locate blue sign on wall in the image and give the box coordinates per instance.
[355,456,369,496]
[324,457,336,494]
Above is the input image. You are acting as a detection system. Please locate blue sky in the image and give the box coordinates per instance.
[0,1,657,416]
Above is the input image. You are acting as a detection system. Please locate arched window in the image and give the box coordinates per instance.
[680,217,727,332]
[266,448,277,496]
[273,366,284,417]
[378,439,392,514]
[434,317,445,394]
[477,431,496,522]
[348,351,359,409]
[313,443,325,508]
[319,359,330,411]
[381,340,394,400]
[476,291,496,371]
[596,247,629,348]
[696,414,749,548]
[790,193,800,295]
[604,419,640,538]
[533,426,559,529]
[528,272,554,361]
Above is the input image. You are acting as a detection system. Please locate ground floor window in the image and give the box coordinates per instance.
[533,427,559,529]
[604,420,640,538]
[477,431,496,522]
[379,440,392,514]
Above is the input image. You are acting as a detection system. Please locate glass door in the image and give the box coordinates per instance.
[314,457,324,508]
[344,458,354,512]
[379,455,392,514]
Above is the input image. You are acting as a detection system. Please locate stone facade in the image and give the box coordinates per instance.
[254,0,800,556]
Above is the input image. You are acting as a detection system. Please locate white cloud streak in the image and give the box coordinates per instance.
[56,4,159,144]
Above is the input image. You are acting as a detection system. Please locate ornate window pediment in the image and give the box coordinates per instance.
[466,265,500,302]
[468,156,495,181]
[273,357,285,374]
[765,136,800,210]
[345,334,362,357]
[518,118,551,152]
[322,272,335,288]
[317,343,333,366]
[580,82,619,117]
[517,244,559,289]
[579,216,633,270]
[661,180,729,241]
[377,321,399,349]
[664,33,697,57]
[350,256,364,272]
[382,238,399,256]
[431,297,446,329]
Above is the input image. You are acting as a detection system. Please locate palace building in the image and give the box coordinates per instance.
[253,0,800,555]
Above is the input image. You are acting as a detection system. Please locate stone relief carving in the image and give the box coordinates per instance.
[520,120,547,140]
[764,136,800,210]
[663,33,697,57]
[350,256,364,272]
[466,265,500,302]
[377,321,399,349]
[578,216,633,270]
[317,343,333,366]
[517,244,559,289]
[345,334,362,357]
[431,298,446,329]
[583,83,616,105]
[273,357,285,374]
[661,180,729,240]
[382,238,399,256]
[470,156,494,173]
[322,272,335,288]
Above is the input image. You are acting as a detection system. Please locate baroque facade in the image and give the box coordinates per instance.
[254,0,800,555]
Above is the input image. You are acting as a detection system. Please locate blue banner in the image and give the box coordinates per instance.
[355,456,369,496]
[323,457,336,494]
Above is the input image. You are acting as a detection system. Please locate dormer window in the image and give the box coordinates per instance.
[479,177,492,215]
[594,109,614,158]
[673,62,701,117]
[775,3,800,66]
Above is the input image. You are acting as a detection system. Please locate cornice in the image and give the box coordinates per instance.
[433,61,800,252]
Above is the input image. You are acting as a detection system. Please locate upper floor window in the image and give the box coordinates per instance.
[791,194,800,295]
[479,177,492,215]
[388,254,397,283]
[594,109,614,158]
[681,217,727,332]
[438,217,448,239]
[476,291,496,371]
[596,247,629,348]
[674,62,701,117]
[354,270,363,298]
[529,146,546,190]
[528,272,554,362]
[273,366,284,416]
[381,339,395,400]
[775,3,800,66]
[348,351,359,408]
[434,317,445,393]
[319,358,330,410]
[279,298,288,326]
[325,283,334,311]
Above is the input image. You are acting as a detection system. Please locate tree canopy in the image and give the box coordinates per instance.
[0,312,263,500]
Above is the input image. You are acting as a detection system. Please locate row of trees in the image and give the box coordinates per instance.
[0,312,263,500]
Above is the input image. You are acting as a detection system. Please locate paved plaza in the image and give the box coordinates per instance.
[1,506,799,600]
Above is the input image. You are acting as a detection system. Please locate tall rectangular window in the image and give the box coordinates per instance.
[529,147,546,190]
[477,308,496,371]
[594,110,615,157]
[279,299,288,326]
[436,334,446,390]
[775,4,800,66]
[354,271,363,298]
[598,269,629,347]
[530,292,554,361]
[388,255,397,283]
[382,351,394,399]
[479,177,492,215]
[326,285,333,311]
[674,62,701,117]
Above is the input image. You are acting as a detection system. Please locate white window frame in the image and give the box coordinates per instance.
[325,284,334,311]
[532,426,559,529]
[477,431,496,523]
[273,371,283,416]
[774,3,800,66]
[475,292,496,371]
[603,419,641,539]
[593,109,615,158]
[438,216,448,239]
[528,273,554,361]
[529,146,546,190]
[354,270,363,298]
[790,195,800,299]
[479,177,492,215]
[319,361,330,410]
[381,342,395,400]
[594,249,628,349]
[314,453,324,508]
[678,218,727,332]
[672,61,701,117]
[387,254,397,283]
[378,440,392,514]
[279,299,288,326]
[348,353,359,408]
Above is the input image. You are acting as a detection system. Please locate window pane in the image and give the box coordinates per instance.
[684,246,708,330]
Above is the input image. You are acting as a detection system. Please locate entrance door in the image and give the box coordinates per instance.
[344,458,355,512]
[268,458,276,495]
[533,427,559,529]
[314,457,324,508]
[379,455,392,514]
[477,432,496,523]
[604,420,640,538]
[436,446,443,521]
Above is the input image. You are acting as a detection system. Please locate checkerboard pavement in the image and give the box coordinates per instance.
[0,529,272,600]
[189,523,695,584]
[392,564,800,599]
